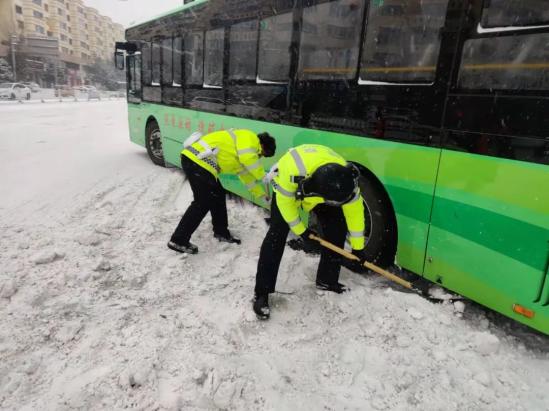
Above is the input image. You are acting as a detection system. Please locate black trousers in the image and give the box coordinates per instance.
[170,155,229,245]
[255,193,347,295]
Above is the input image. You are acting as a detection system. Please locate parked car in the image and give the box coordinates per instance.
[54,85,75,97]
[22,82,40,93]
[0,83,31,100]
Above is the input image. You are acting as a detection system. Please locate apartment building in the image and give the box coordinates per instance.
[0,0,124,85]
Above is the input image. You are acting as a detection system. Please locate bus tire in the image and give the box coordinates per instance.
[356,172,398,269]
[145,119,165,167]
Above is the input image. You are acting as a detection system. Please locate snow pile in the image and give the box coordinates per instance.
[0,101,548,410]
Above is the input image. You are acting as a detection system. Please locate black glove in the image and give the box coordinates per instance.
[352,248,368,263]
[300,228,318,244]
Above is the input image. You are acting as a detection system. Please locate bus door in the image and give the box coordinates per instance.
[292,0,455,275]
[424,0,549,330]
[127,52,142,103]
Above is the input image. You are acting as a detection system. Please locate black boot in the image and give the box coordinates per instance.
[253,294,270,320]
[214,231,241,244]
[167,241,198,254]
[316,281,350,294]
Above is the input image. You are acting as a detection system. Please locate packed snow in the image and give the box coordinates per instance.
[0,101,548,410]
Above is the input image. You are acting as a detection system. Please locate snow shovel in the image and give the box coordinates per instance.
[308,234,413,291]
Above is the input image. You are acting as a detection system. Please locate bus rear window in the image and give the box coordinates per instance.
[459,33,549,90]
[481,0,549,28]
[360,0,449,83]
[298,0,364,80]
[258,12,293,82]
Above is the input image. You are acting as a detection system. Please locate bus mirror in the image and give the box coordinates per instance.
[115,51,125,70]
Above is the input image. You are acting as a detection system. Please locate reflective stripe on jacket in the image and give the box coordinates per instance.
[273,144,365,250]
[181,129,267,200]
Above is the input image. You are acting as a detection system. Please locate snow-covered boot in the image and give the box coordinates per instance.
[214,231,241,244]
[253,294,270,320]
[167,241,198,254]
[316,281,350,294]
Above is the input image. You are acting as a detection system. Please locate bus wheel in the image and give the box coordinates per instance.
[356,173,398,269]
[145,120,165,167]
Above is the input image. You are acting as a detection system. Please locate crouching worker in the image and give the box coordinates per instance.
[253,144,367,319]
[168,129,276,254]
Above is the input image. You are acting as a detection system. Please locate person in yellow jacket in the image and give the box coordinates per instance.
[168,129,276,254]
[253,144,366,319]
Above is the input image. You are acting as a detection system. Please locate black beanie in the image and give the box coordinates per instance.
[258,132,276,157]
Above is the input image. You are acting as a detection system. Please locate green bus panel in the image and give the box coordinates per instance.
[127,103,440,276]
[424,150,549,333]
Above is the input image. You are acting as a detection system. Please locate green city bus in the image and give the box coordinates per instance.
[115,0,549,334]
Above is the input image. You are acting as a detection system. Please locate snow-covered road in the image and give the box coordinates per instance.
[0,102,548,410]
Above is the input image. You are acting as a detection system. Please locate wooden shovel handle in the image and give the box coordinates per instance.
[309,234,413,290]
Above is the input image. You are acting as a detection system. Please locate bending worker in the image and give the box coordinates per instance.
[169,129,276,254]
[253,144,367,320]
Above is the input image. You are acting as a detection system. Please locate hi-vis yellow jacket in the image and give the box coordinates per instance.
[182,129,268,202]
[272,144,365,250]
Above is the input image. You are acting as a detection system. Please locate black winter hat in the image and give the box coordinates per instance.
[302,163,359,203]
[258,132,276,157]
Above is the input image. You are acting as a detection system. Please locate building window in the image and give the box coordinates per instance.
[33,10,44,19]
[47,31,53,37]
[17,21,24,30]
[69,39,72,45]
[61,34,67,41]
[58,8,63,15]
[35,25,45,34]
[15,5,23,14]
[67,15,70,21]
[44,4,48,11]
[258,12,293,82]
[32,0,42,5]
[61,22,67,30]
[62,47,69,53]
[299,0,365,80]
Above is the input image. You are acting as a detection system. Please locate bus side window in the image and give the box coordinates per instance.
[204,28,224,88]
[229,20,258,81]
[173,37,183,87]
[360,0,450,83]
[162,38,173,86]
[258,12,293,82]
[298,0,365,81]
[151,42,161,86]
[459,33,549,91]
[481,0,549,28]
[142,43,152,85]
[184,32,204,86]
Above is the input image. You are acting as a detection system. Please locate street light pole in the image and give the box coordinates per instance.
[11,34,17,81]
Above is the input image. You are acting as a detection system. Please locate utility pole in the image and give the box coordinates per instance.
[10,34,17,81]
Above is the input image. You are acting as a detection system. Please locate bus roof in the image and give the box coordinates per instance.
[126,0,209,30]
